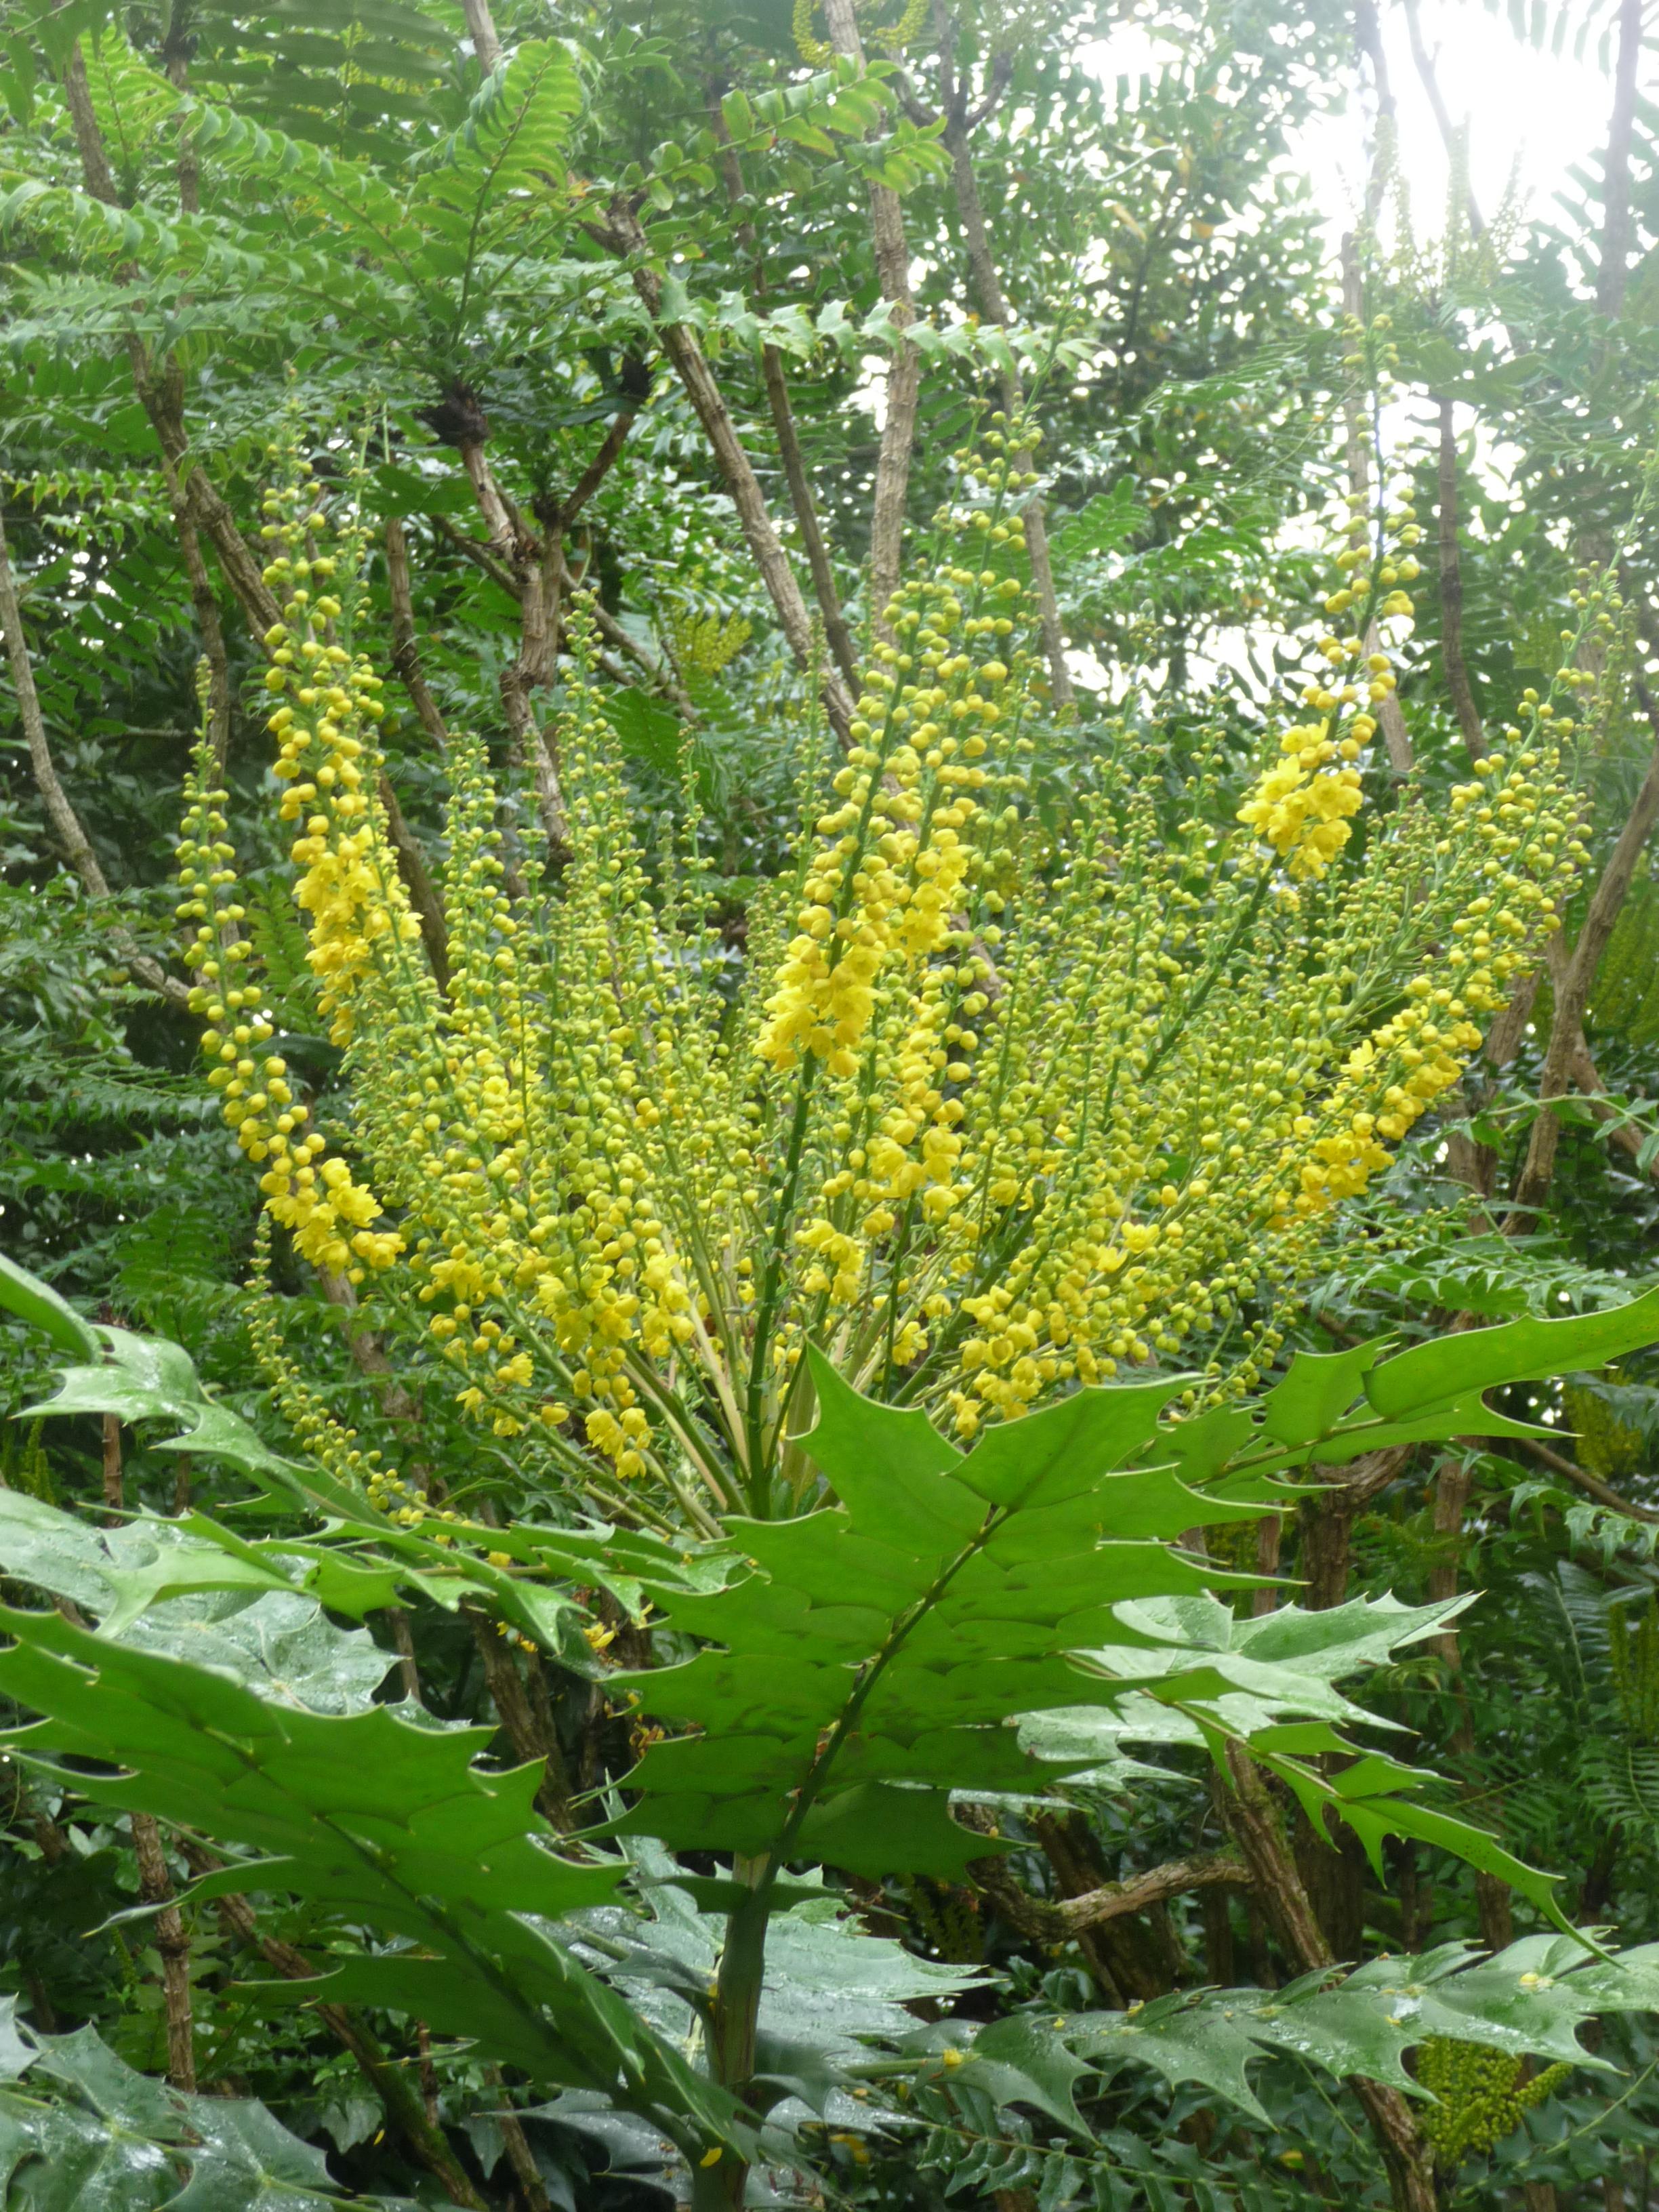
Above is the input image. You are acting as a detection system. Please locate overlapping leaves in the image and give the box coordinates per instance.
[923,1934,1659,2133]
[0,1999,410,2211]
[612,1298,1659,1899]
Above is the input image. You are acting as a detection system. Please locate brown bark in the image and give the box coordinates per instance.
[1026,1811,1177,2000]
[1516,1434,1659,1523]
[101,1412,124,1520]
[708,104,859,689]
[314,1265,422,1425]
[1200,1885,1235,1984]
[161,1,201,213]
[453,432,575,859]
[1251,1513,1282,1616]
[376,770,451,991]
[1222,1743,1437,2212]
[137,370,285,635]
[485,2064,553,2212]
[1597,0,1644,317]
[597,202,855,741]
[384,518,451,756]
[1571,1036,1659,1180]
[1429,1458,1473,1666]
[131,1814,195,2089]
[759,348,861,689]
[823,0,919,636]
[460,0,504,73]
[188,1849,487,2208]
[1056,1851,1250,1936]
[464,1603,576,1831]
[58,36,119,207]
[0,508,190,1006]
[383,1606,424,1704]
[1296,1448,1410,1610]
[1435,396,1486,760]
[146,369,455,970]
[1444,967,1539,1202]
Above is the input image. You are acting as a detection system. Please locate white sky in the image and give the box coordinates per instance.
[1087,0,1617,270]
[1064,3,1622,699]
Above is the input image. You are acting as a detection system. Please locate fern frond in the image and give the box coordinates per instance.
[79,35,180,184]
[1578,1732,1659,1830]
[415,39,583,197]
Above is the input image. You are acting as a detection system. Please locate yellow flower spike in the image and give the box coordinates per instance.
[184,436,1590,1509]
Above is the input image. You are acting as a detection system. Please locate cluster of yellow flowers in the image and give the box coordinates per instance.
[186,415,1597,1521]
[176,649,402,1282]
[1236,481,1419,878]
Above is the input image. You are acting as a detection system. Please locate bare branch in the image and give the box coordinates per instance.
[823,0,920,636]
[1401,0,1486,236]
[161,1,201,214]
[462,1600,576,1831]
[1435,396,1486,759]
[58,37,119,206]
[708,101,860,688]
[384,517,451,755]
[377,769,451,992]
[1221,1738,1437,2211]
[182,1839,490,2207]
[1057,1853,1251,1936]
[1515,1434,1659,1523]
[0,507,191,1006]
[429,509,520,598]
[1339,243,1412,772]
[552,552,698,721]
[556,407,638,534]
[594,201,855,739]
[130,1816,195,2089]
[1571,1036,1659,1179]
[460,0,504,74]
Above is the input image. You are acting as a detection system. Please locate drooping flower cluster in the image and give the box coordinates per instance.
[176,626,403,1283]
[184,419,1595,1525]
[1237,481,1418,878]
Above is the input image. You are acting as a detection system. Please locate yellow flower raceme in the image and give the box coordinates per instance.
[188,425,1598,1522]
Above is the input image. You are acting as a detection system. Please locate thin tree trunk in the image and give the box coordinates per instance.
[0,509,190,1006]
[188,1848,488,2208]
[707,101,860,689]
[823,0,919,636]
[759,348,860,687]
[600,203,854,738]
[464,1603,576,1831]
[101,1412,124,1519]
[130,1816,195,2090]
[1222,1743,1437,2212]
[384,518,451,756]
[460,0,503,73]
[484,2064,554,2212]
[1401,0,1486,235]
[58,35,119,205]
[1435,396,1486,760]
[162,1,201,213]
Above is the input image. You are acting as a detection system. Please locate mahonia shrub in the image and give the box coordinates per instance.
[174,428,1595,1523]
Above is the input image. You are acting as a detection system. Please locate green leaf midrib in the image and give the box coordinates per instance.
[766,1493,1011,1879]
